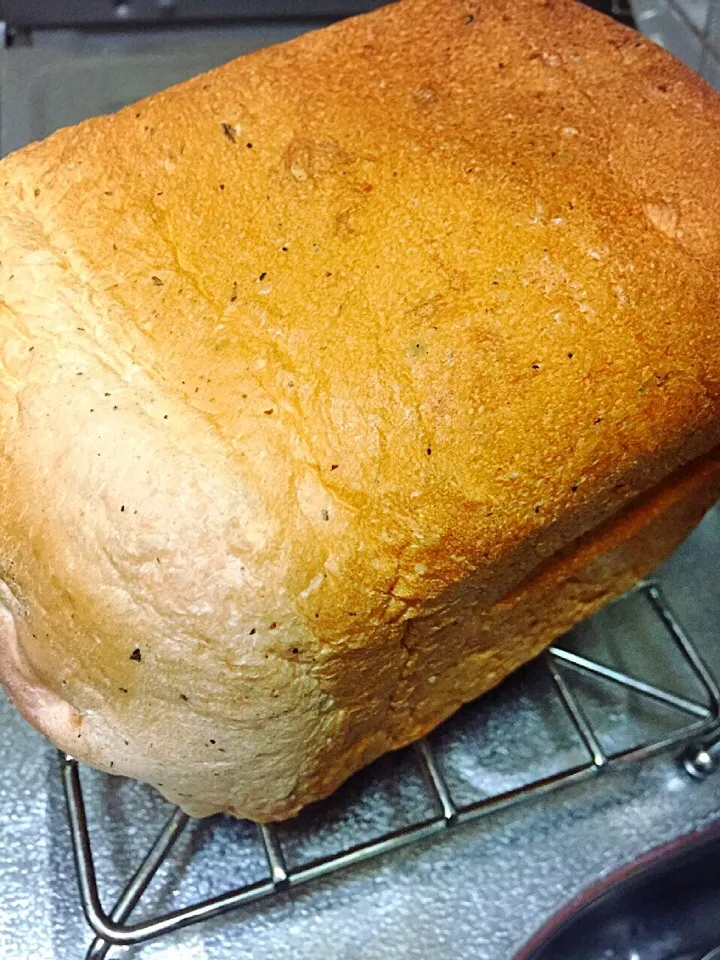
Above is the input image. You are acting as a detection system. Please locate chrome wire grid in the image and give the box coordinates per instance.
[60,583,720,959]
[666,0,720,75]
[632,0,720,87]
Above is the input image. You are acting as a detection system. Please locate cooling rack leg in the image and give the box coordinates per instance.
[644,585,720,781]
[61,753,108,931]
[258,824,289,889]
[59,752,192,957]
[84,805,189,960]
[544,653,607,769]
[415,740,457,822]
[683,738,720,780]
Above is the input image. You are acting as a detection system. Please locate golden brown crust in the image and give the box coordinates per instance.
[297,451,720,813]
[0,0,719,819]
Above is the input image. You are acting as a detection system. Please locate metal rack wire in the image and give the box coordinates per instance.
[666,0,720,78]
[631,0,720,88]
[60,583,720,960]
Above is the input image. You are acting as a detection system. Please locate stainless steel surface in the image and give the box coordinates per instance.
[0,30,314,156]
[0,1,386,30]
[58,583,720,957]
[1,13,720,960]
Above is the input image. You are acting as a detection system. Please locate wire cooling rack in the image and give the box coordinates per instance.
[60,583,720,960]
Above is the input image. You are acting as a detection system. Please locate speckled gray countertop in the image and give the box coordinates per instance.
[1,14,720,960]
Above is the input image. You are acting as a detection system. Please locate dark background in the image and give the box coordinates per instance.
[0,0,635,46]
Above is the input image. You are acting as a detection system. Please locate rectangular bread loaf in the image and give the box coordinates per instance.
[1,0,719,820]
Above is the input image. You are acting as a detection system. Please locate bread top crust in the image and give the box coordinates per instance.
[0,0,719,818]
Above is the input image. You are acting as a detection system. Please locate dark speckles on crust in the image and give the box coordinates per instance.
[129,647,142,662]
[221,122,237,143]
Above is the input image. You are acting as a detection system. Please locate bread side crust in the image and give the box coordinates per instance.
[2,438,718,818]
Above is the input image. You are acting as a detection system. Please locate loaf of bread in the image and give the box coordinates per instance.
[1,0,719,821]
